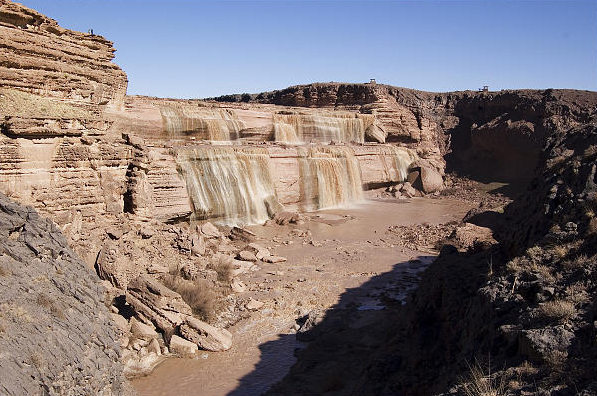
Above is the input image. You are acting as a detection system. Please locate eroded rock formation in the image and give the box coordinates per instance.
[0,192,133,396]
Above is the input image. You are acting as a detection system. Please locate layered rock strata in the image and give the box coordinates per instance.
[0,0,127,110]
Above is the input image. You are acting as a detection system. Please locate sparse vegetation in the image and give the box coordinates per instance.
[461,361,507,396]
[206,254,233,283]
[540,300,576,322]
[552,245,569,259]
[0,88,92,120]
[564,283,589,305]
[563,253,594,270]
[506,256,555,282]
[0,263,9,277]
[160,275,223,323]
[30,352,45,369]
[36,293,65,320]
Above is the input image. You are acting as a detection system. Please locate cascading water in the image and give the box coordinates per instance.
[298,146,364,211]
[273,113,375,144]
[176,147,282,226]
[161,106,244,141]
[385,145,418,181]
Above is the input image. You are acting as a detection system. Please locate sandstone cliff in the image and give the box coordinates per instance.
[0,0,127,110]
[212,83,597,183]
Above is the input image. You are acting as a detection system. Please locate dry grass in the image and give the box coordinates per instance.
[0,88,92,119]
[206,255,233,284]
[565,283,589,305]
[30,352,45,369]
[461,362,507,396]
[552,245,569,260]
[161,275,223,323]
[584,194,597,218]
[507,256,555,282]
[540,300,576,322]
[563,253,594,270]
[544,349,567,370]
[36,293,65,320]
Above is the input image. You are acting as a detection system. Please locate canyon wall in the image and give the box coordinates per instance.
[213,83,597,183]
[0,0,127,111]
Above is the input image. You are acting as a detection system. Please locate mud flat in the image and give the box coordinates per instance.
[132,197,474,396]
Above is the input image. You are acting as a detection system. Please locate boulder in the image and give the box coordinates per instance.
[419,165,444,193]
[451,223,497,250]
[95,243,131,289]
[125,275,192,334]
[180,316,233,352]
[123,351,162,378]
[130,317,158,340]
[407,170,420,186]
[191,235,206,256]
[139,225,154,239]
[169,335,198,357]
[364,124,387,143]
[229,226,256,242]
[148,338,161,356]
[401,182,417,198]
[200,222,221,238]
[236,250,257,262]
[110,313,130,332]
[246,243,269,255]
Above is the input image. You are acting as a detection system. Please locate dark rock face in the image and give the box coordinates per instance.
[0,193,132,396]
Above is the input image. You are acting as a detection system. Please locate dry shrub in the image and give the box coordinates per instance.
[563,253,594,270]
[507,256,555,282]
[587,218,597,236]
[30,352,44,369]
[565,283,589,305]
[540,300,576,322]
[161,275,222,323]
[544,349,567,371]
[0,264,9,277]
[551,245,569,260]
[206,255,233,284]
[36,293,65,320]
[461,362,507,396]
[584,193,597,219]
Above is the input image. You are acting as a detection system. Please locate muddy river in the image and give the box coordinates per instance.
[132,198,474,396]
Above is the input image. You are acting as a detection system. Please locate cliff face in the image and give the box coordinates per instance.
[0,0,127,110]
[0,192,133,396]
[212,83,597,183]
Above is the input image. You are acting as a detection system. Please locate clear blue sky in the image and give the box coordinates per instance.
[19,0,597,98]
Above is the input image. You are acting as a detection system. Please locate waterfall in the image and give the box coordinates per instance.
[176,146,282,226]
[298,146,364,210]
[273,113,375,144]
[386,145,418,181]
[160,106,244,141]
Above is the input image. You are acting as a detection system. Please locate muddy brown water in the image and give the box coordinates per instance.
[132,198,474,396]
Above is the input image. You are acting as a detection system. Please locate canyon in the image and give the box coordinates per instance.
[1,1,596,396]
